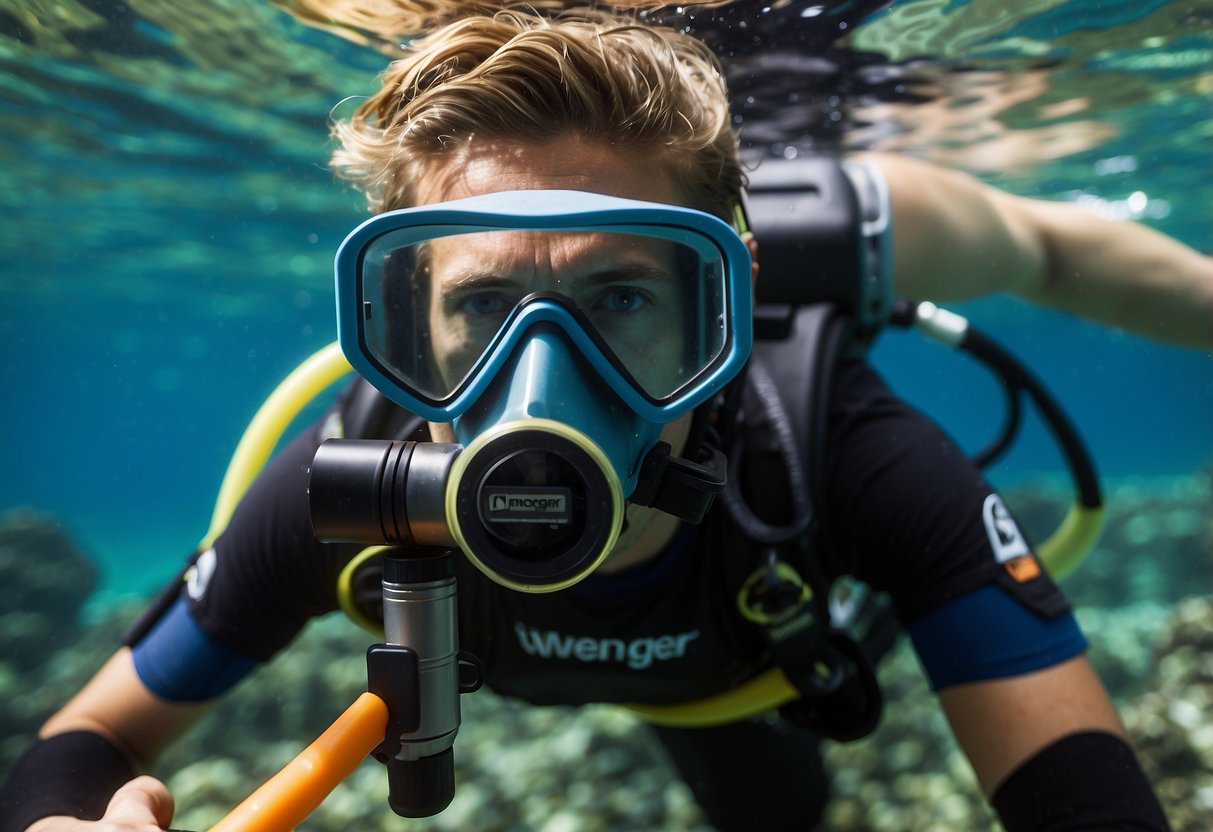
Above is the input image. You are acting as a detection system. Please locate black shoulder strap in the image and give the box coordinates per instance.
[733,303,854,575]
[730,305,889,742]
[751,304,850,535]
[750,305,904,656]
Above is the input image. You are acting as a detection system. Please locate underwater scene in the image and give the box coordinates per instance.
[1,0,1211,829]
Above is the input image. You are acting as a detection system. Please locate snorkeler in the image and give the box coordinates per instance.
[4,9,1210,832]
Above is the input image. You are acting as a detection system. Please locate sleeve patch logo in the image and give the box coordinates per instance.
[982,494,1042,583]
[982,493,1031,564]
[1004,555,1042,583]
[185,547,218,601]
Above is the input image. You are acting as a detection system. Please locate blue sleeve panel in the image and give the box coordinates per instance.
[906,583,1088,691]
[131,596,259,702]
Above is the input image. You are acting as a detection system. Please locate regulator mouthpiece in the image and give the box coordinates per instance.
[445,420,623,592]
[309,422,624,593]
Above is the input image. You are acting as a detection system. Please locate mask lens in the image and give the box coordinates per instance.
[357,227,729,408]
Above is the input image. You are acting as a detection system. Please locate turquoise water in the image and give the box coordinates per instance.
[1,0,1210,598]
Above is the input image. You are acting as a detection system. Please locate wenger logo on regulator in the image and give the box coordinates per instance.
[485,488,572,524]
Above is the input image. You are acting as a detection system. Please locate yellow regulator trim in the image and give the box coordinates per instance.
[736,560,813,626]
[337,546,390,638]
[625,668,799,727]
[444,417,626,594]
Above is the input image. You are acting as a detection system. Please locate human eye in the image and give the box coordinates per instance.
[456,291,511,320]
[594,286,651,315]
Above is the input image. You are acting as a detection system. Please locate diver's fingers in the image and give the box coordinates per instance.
[102,775,176,829]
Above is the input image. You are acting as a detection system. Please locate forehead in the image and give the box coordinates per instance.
[426,228,675,267]
[414,135,689,207]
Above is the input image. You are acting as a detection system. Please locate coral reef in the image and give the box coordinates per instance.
[1124,596,1213,829]
[0,509,98,672]
[0,509,119,767]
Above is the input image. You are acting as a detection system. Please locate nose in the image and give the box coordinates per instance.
[457,323,620,432]
[507,326,593,421]
[451,323,660,495]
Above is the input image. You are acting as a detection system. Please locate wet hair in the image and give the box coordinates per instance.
[330,9,742,220]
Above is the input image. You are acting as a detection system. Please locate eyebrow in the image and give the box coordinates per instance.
[579,262,676,286]
[442,261,675,292]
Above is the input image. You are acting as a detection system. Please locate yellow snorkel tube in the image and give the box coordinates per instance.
[200,342,354,550]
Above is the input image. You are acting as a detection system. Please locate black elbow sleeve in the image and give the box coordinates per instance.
[991,731,1170,831]
[0,731,136,832]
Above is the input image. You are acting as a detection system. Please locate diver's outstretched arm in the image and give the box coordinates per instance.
[939,654,1169,829]
[864,152,1213,348]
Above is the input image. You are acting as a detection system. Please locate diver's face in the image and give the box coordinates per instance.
[417,136,696,451]
[423,228,687,396]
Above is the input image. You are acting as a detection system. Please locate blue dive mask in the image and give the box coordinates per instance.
[329,190,752,591]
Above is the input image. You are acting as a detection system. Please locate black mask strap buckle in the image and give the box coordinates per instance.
[629,440,727,524]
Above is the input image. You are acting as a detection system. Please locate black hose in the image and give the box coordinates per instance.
[888,299,1102,511]
[720,358,815,545]
[960,328,1102,509]
[972,375,1023,469]
[720,308,851,546]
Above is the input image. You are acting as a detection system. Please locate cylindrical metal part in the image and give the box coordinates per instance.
[309,438,406,543]
[381,574,461,761]
[404,444,461,546]
[309,438,459,547]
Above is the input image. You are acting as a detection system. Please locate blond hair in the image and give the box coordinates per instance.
[330,10,741,219]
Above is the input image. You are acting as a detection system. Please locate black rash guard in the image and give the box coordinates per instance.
[130,358,1084,707]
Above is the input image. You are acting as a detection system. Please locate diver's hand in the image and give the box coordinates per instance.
[26,776,175,832]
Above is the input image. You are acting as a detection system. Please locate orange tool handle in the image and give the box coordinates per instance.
[207,691,390,832]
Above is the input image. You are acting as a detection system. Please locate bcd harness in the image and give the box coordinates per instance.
[200,155,1106,740]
